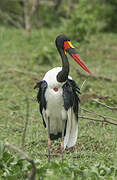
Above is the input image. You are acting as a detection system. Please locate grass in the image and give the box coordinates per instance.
[0,26,117,179]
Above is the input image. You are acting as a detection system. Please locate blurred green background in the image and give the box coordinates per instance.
[0,0,117,179]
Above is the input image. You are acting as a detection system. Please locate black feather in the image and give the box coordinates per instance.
[62,79,80,120]
[50,120,67,140]
[34,80,48,127]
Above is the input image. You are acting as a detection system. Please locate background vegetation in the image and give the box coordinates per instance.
[0,0,117,179]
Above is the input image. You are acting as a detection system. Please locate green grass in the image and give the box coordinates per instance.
[0,27,117,179]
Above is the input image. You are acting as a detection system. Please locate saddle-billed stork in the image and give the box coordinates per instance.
[34,34,91,161]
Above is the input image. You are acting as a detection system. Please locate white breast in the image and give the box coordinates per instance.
[42,67,72,135]
[42,67,65,134]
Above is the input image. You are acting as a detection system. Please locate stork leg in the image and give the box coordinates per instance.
[61,120,66,161]
[48,117,51,162]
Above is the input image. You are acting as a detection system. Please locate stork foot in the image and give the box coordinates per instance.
[61,141,64,162]
[48,138,51,162]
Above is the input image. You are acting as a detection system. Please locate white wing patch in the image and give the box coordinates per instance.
[64,108,78,149]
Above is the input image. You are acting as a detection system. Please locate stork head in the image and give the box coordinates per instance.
[55,34,91,74]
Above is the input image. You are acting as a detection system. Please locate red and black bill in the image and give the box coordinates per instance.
[64,41,91,74]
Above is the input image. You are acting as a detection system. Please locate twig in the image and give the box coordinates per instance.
[80,107,105,118]
[80,107,106,126]
[14,83,30,150]
[76,69,116,82]
[80,107,117,121]
[80,80,87,91]
[79,115,103,122]
[93,99,117,110]
[5,142,36,180]
[22,96,29,150]
[79,116,117,126]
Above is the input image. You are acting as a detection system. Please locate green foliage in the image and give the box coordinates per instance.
[39,4,61,28]
[62,0,117,42]
[0,142,117,180]
[0,0,23,27]
[36,161,117,179]
[103,0,117,31]
[64,0,99,41]
[0,0,117,34]
[0,142,26,179]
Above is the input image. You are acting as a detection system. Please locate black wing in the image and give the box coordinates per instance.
[62,79,80,120]
[34,80,48,127]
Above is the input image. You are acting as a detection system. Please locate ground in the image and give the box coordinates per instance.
[0,27,117,179]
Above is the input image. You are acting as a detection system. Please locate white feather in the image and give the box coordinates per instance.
[64,108,72,149]
[64,108,78,149]
[66,112,78,148]
[43,67,72,87]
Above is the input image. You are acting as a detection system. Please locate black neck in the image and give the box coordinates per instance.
[57,48,69,82]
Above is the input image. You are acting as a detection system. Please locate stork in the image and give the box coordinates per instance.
[34,34,91,161]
